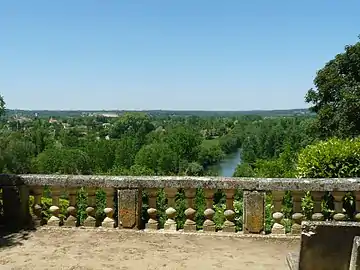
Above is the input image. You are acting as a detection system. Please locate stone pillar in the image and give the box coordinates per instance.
[311,191,324,221]
[184,188,196,232]
[164,188,177,231]
[146,188,158,230]
[2,185,31,228]
[47,186,62,226]
[118,188,141,229]
[64,187,77,227]
[223,189,236,233]
[291,191,304,234]
[101,188,115,228]
[354,191,360,222]
[243,190,265,234]
[203,189,215,232]
[84,187,97,227]
[31,186,43,226]
[332,191,346,221]
[271,190,285,234]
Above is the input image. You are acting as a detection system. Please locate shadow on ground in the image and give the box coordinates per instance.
[0,225,35,249]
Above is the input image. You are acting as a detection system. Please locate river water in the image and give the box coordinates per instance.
[209,148,241,177]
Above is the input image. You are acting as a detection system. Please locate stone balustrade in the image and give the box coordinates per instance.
[1,174,360,235]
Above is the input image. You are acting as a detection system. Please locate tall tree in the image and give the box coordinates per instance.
[305,38,360,138]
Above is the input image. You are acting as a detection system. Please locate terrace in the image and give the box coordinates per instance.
[1,174,359,269]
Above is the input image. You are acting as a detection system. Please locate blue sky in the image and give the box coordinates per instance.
[0,1,359,111]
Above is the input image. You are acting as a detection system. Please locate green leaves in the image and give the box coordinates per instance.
[297,137,360,178]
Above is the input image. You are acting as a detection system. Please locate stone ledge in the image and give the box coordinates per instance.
[286,252,299,270]
[36,226,300,240]
[16,174,360,191]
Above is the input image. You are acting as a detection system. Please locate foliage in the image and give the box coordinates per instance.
[297,137,360,178]
[306,39,360,138]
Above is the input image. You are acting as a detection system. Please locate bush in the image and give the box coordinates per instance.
[297,137,360,178]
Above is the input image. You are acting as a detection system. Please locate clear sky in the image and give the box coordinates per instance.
[0,1,359,111]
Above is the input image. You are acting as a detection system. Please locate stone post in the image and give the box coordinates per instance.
[354,191,360,222]
[47,186,62,226]
[184,188,197,232]
[243,190,265,234]
[291,191,304,234]
[223,189,236,233]
[102,188,115,228]
[84,187,97,227]
[271,190,285,234]
[203,189,215,232]
[332,191,346,221]
[31,186,43,226]
[164,188,177,231]
[146,188,158,230]
[118,188,141,229]
[311,191,324,221]
[64,187,77,227]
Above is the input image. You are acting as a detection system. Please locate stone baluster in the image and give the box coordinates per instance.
[47,187,62,226]
[184,188,197,232]
[271,191,285,234]
[332,191,346,221]
[291,191,304,234]
[203,189,216,232]
[164,188,177,231]
[31,186,43,226]
[146,188,158,230]
[102,188,115,228]
[84,187,97,227]
[223,189,236,233]
[64,187,77,227]
[354,191,360,222]
[311,191,324,221]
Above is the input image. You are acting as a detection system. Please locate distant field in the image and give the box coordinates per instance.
[6,108,311,118]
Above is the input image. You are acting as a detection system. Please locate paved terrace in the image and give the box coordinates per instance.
[0,228,299,270]
[0,174,359,269]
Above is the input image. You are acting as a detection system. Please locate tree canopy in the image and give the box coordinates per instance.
[306,38,360,138]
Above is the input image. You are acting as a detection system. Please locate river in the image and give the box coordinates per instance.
[208,148,241,177]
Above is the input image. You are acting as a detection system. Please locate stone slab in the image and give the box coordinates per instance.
[350,236,360,270]
[243,190,265,233]
[294,221,360,270]
[286,252,299,270]
[118,189,141,229]
[18,174,360,191]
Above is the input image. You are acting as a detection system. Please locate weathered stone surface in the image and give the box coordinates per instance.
[243,190,264,234]
[295,221,360,270]
[118,189,141,229]
[286,252,299,270]
[18,174,360,191]
[350,236,360,270]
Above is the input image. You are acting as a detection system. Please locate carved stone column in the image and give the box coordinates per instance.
[102,188,115,228]
[31,186,43,226]
[311,191,324,221]
[271,191,285,234]
[291,191,304,234]
[146,188,158,230]
[84,187,97,227]
[354,191,360,222]
[164,188,177,231]
[47,186,62,226]
[223,189,236,233]
[184,189,196,232]
[203,189,215,232]
[332,191,346,221]
[64,187,77,227]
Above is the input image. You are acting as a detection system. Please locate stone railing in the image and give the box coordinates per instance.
[1,174,360,235]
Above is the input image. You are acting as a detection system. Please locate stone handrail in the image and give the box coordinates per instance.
[19,174,360,191]
[1,174,360,236]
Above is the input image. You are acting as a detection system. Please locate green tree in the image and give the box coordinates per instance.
[0,95,5,118]
[305,38,360,138]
